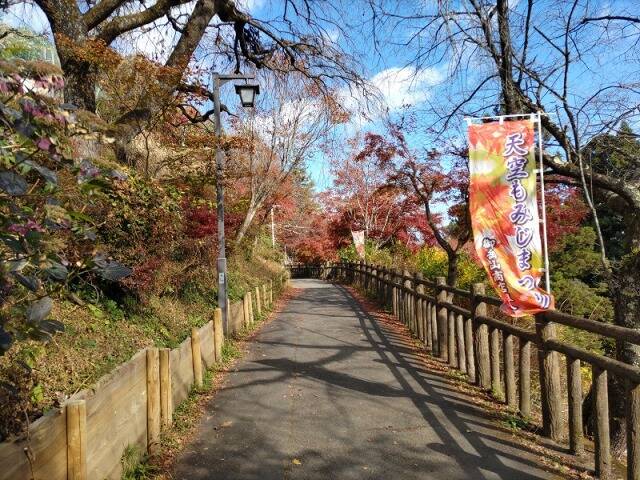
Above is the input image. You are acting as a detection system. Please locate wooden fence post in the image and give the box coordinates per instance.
[431,301,439,357]
[270,279,274,304]
[403,269,411,329]
[191,327,203,388]
[472,283,491,389]
[159,348,172,428]
[519,340,531,418]
[415,273,425,343]
[628,381,640,480]
[248,291,254,324]
[464,313,475,382]
[214,307,223,363]
[503,333,516,408]
[448,310,457,368]
[436,277,448,362]
[456,314,466,374]
[567,357,583,455]
[66,399,87,480]
[373,265,378,299]
[593,365,611,479]
[146,348,161,454]
[255,286,262,316]
[243,295,250,327]
[262,284,268,309]
[392,269,398,318]
[535,312,564,441]
[489,327,502,398]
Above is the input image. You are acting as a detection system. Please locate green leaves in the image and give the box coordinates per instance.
[0,62,116,355]
[26,297,53,324]
[0,171,28,195]
[93,258,132,282]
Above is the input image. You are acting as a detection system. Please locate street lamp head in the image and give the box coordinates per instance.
[234,83,260,107]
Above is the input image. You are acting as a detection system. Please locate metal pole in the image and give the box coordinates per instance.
[536,112,551,293]
[270,207,275,247]
[213,74,228,334]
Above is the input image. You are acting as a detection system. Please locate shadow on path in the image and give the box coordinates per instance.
[173,279,557,480]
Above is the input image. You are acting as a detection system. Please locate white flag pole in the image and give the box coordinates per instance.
[535,112,552,293]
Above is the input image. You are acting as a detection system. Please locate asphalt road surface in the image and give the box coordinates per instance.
[173,279,554,480]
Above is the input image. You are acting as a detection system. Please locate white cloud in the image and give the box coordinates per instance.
[236,0,267,13]
[369,66,442,111]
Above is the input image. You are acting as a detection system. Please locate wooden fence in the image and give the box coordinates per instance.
[0,276,286,480]
[293,261,639,480]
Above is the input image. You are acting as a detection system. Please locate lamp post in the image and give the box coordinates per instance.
[213,73,260,333]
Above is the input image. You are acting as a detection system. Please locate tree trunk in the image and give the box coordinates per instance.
[235,199,261,245]
[60,56,97,111]
[47,4,98,111]
[446,252,458,288]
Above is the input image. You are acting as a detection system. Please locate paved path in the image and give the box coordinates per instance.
[174,279,553,479]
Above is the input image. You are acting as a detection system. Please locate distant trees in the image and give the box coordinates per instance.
[323,134,424,252]
[354,127,471,287]
[229,73,343,244]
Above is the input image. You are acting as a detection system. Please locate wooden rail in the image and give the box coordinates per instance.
[288,261,640,480]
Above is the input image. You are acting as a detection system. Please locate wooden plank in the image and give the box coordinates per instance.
[197,321,215,368]
[170,337,194,409]
[82,349,147,480]
[247,291,254,325]
[546,339,640,384]
[191,327,203,388]
[228,301,243,334]
[545,309,640,345]
[255,286,262,316]
[0,408,67,480]
[243,295,250,328]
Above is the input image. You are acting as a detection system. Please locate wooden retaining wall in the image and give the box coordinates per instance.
[0,276,285,480]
